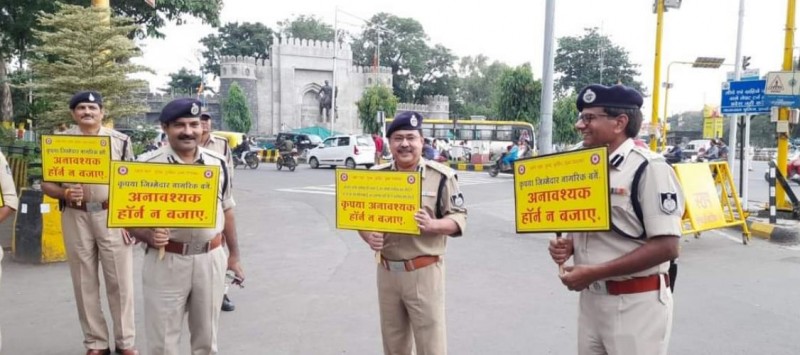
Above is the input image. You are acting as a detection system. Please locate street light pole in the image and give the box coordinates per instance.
[777,0,796,210]
[650,0,666,151]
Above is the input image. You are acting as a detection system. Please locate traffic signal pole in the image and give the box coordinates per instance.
[777,0,796,210]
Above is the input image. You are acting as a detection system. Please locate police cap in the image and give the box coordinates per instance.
[576,84,643,112]
[386,111,423,138]
[159,98,202,124]
[199,111,212,120]
[69,91,103,110]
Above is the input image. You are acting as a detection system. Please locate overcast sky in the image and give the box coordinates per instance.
[134,0,797,117]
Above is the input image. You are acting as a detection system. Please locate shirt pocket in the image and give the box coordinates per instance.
[610,191,644,238]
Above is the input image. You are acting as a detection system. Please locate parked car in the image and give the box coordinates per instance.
[275,132,323,157]
[307,134,376,169]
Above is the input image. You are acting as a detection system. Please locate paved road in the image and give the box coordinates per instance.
[1,164,798,354]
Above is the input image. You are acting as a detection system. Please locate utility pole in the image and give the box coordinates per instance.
[728,0,745,203]
[332,6,339,135]
[539,0,556,155]
[777,0,796,210]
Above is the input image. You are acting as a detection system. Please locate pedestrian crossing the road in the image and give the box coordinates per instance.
[275,171,511,196]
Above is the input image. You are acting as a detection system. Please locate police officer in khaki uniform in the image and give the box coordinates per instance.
[0,149,19,352]
[129,98,244,355]
[359,111,467,355]
[41,91,138,355]
[549,84,684,355]
[198,111,236,312]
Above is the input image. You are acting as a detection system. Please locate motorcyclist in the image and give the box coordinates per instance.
[233,135,251,164]
[278,137,295,164]
[700,139,720,161]
[501,138,531,169]
[664,145,683,164]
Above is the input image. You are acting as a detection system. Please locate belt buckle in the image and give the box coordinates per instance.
[386,260,406,272]
[86,202,103,212]
[590,281,608,294]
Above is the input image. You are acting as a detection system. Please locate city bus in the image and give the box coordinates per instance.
[383,117,536,160]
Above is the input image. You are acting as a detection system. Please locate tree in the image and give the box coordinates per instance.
[356,85,398,134]
[453,55,510,118]
[164,68,203,96]
[223,82,252,133]
[555,27,645,95]
[29,5,150,132]
[352,13,456,104]
[495,64,542,124]
[552,93,581,145]
[277,15,335,42]
[201,22,274,77]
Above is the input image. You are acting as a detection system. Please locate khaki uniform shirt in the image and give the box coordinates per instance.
[375,159,467,260]
[138,146,235,243]
[571,138,684,280]
[0,151,19,210]
[201,135,234,171]
[60,127,133,202]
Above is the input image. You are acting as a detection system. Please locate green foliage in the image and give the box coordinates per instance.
[277,15,336,42]
[495,64,542,125]
[223,82,252,133]
[452,55,509,118]
[61,0,223,39]
[555,27,645,95]
[352,13,457,104]
[201,22,274,77]
[552,93,581,145]
[29,5,151,133]
[164,67,203,96]
[356,85,398,135]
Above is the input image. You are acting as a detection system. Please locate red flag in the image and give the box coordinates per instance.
[145,0,155,8]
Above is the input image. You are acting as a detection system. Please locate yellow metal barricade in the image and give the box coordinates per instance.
[673,162,750,244]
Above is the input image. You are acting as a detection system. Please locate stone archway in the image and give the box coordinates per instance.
[300,83,323,126]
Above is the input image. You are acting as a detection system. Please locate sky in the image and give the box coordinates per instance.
[134,0,798,117]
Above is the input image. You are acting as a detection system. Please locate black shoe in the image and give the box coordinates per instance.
[221,294,235,312]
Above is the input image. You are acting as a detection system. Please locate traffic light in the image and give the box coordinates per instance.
[742,56,751,70]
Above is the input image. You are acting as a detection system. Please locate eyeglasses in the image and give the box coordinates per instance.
[577,113,618,124]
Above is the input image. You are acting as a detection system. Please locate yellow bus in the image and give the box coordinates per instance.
[384,118,535,144]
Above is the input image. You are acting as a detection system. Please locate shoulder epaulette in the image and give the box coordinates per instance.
[425,160,456,178]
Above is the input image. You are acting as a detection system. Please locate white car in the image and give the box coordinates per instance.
[307,134,377,169]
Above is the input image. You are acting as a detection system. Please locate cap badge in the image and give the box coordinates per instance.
[410,116,418,127]
[88,93,95,102]
[583,89,596,104]
[191,103,200,115]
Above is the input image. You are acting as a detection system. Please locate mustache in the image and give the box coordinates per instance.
[397,147,414,154]
[177,134,195,140]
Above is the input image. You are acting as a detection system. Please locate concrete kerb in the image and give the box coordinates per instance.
[745,216,800,245]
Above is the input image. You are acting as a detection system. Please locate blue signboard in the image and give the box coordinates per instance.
[763,95,800,108]
[720,80,769,114]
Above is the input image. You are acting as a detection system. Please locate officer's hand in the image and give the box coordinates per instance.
[548,237,573,265]
[66,185,84,202]
[559,265,598,291]
[414,209,439,236]
[227,258,245,285]
[150,228,170,248]
[359,231,384,251]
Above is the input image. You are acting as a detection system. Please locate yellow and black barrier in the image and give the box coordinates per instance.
[673,162,750,244]
[259,149,280,163]
[12,188,66,263]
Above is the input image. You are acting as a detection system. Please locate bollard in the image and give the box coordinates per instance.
[12,188,66,263]
[769,165,777,224]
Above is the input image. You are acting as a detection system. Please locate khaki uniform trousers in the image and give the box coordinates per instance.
[578,276,673,355]
[377,260,446,355]
[62,208,135,350]
[143,246,227,355]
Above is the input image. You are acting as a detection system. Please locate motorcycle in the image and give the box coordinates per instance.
[233,148,260,169]
[276,149,298,172]
[488,153,515,177]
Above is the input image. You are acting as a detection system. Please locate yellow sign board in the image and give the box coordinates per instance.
[672,163,727,231]
[335,168,421,235]
[702,117,723,139]
[514,147,610,233]
[41,135,112,184]
[107,162,220,228]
